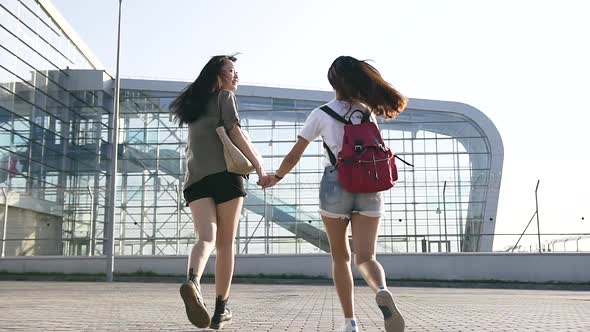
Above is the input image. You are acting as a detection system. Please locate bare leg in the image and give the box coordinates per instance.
[322,216,355,318]
[181,198,217,328]
[214,197,243,300]
[187,198,217,282]
[350,213,386,293]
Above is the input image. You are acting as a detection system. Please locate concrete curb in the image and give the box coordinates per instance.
[1,274,589,291]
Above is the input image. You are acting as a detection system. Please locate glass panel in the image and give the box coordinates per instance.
[1,3,503,255]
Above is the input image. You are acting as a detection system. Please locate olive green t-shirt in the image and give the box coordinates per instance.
[184,90,240,190]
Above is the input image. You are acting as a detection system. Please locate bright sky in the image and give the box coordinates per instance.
[52,0,590,250]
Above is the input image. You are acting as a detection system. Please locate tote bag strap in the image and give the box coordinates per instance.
[217,91,223,127]
[217,92,225,128]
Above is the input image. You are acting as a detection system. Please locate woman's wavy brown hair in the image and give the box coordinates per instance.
[328,56,407,119]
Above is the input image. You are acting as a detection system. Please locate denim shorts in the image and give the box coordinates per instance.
[319,166,384,219]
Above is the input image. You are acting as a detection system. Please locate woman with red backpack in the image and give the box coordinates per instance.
[259,56,407,332]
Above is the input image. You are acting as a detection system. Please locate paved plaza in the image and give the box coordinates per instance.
[0,281,589,331]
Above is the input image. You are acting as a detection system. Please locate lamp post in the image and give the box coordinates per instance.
[535,180,541,253]
[88,186,94,256]
[443,181,448,249]
[106,0,123,282]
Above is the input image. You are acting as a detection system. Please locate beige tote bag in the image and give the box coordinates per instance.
[216,94,256,175]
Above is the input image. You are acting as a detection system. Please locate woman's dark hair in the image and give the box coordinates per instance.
[327,56,407,119]
[170,54,237,125]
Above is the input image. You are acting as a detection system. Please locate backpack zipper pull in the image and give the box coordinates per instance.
[373,152,379,180]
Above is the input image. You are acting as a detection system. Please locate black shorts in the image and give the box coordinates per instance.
[183,171,246,206]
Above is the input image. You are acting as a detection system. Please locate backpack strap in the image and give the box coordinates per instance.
[323,142,337,166]
[319,105,349,166]
[395,155,414,167]
[320,105,350,125]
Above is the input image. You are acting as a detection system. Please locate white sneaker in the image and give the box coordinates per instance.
[376,289,405,332]
[339,319,360,332]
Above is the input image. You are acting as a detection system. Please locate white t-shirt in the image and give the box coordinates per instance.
[298,99,378,167]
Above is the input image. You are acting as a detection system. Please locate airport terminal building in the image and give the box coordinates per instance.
[0,0,503,257]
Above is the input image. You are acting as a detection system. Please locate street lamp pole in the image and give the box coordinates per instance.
[106,0,123,282]
[535,179,541,253]
[443,180,448,250]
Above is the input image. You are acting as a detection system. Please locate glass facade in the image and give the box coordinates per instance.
[0,0,503,257]
[0,0,111,256]
[115,86,500,256]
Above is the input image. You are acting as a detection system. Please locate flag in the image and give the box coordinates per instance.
[7,157,23,178]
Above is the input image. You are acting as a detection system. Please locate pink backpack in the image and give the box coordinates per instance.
[321,105,412,193]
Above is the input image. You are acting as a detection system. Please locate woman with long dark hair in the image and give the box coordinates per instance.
[259,56,407,332]
[172,54,265,330]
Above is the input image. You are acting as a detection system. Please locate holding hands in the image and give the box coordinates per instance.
[255,165,267,180]
[255,136,309,190]
[257,173,282,189]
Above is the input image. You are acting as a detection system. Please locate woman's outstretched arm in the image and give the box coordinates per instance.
[259,136,310,188]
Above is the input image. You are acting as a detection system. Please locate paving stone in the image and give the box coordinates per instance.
[0,281,589,331]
